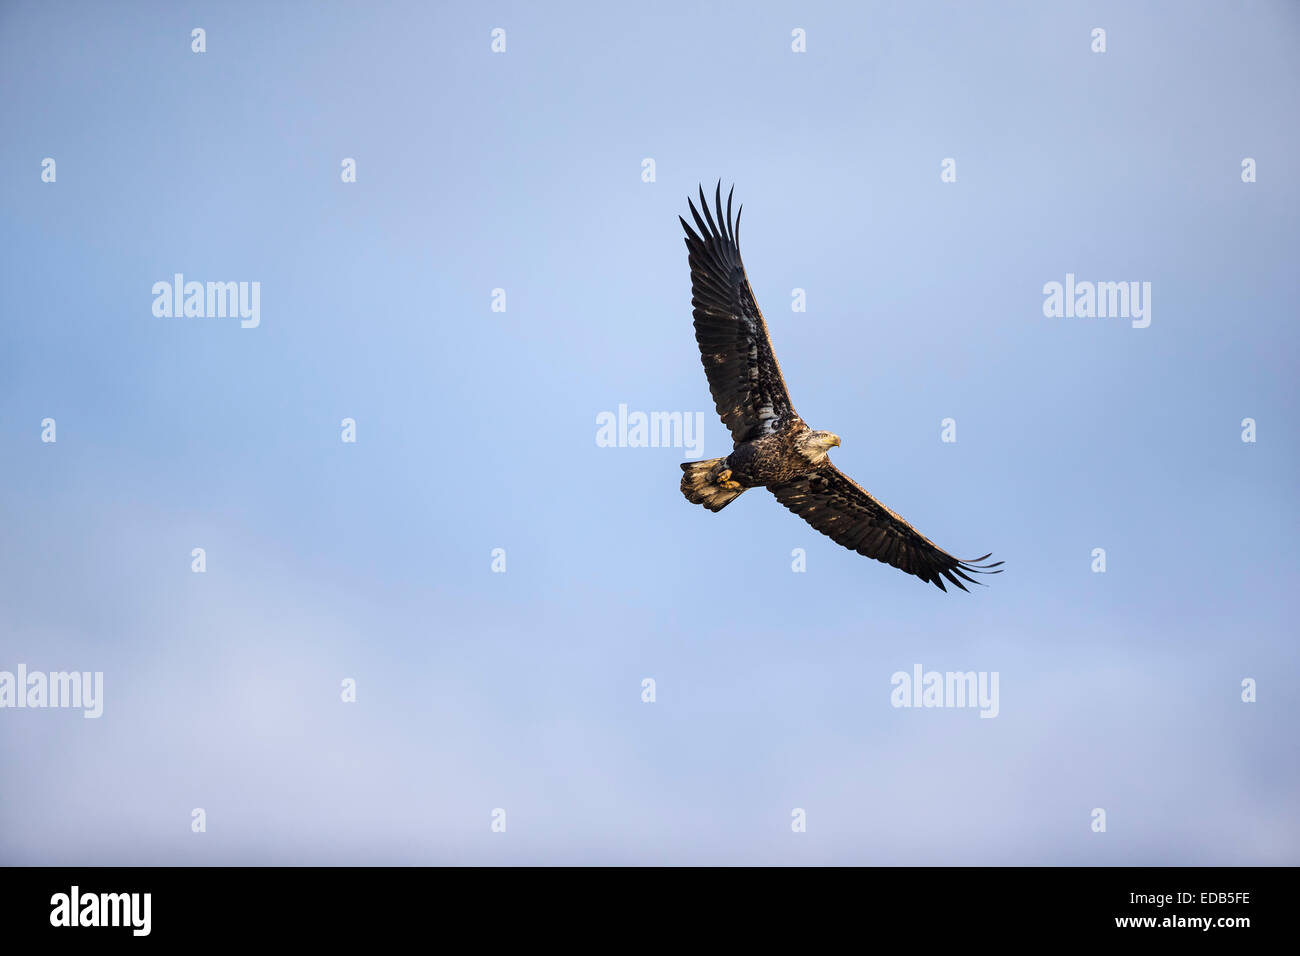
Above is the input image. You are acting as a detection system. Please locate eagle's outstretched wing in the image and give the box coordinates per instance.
[769,466,1003,592]
[680,184,796,443]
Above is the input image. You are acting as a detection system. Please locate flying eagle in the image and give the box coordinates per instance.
[678,184,1002,592]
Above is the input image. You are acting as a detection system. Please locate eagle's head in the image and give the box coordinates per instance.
[798,430,841,463]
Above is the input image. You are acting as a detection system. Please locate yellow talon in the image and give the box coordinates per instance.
[715,469,741,490]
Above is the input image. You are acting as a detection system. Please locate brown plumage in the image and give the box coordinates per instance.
[678,183,1003,592]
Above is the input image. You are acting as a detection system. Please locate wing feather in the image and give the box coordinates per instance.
[681,183,796,443]
[769,466,1003,592]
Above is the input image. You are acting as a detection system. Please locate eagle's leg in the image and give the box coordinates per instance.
[715,468,742,490]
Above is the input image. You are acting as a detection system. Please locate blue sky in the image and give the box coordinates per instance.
[1,0,1296,864]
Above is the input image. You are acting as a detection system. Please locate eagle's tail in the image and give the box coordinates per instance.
[680,458,746,513]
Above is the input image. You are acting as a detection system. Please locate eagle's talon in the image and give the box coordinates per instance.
[716,468,741,490]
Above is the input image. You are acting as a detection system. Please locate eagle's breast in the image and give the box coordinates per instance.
[727,419,813,487]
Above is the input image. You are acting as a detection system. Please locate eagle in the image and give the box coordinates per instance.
[678,184,1002,592]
